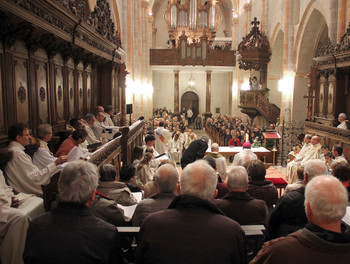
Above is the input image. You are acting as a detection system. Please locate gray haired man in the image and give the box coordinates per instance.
[23,160,123,263]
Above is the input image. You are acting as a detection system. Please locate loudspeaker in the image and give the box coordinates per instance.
[126,104,133,114]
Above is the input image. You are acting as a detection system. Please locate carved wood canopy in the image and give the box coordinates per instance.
[0,0,123,65]
[237,17,271,71]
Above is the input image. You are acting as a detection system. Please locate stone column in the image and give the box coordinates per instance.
[337,0,346,42]
[260,0,265,32]
[205,70,212,120]
[228,72,233,115]
[174,70,180,115]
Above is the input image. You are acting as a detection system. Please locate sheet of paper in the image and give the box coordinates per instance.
[342,206,350,226]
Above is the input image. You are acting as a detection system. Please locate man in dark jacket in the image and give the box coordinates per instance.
[180,136,209,169]
[214,166,268,227]
[136,160,246,264]
[251,175,350,264]
[269,159,328,239]
[23,160,123,263]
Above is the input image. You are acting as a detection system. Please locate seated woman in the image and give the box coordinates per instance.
[97,164,137,206]
[244,160,278,209]
[135,153,154,190]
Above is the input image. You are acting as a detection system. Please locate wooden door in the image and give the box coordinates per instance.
[181,91,199,119]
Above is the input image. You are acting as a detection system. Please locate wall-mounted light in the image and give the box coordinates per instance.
[241,81,250,91]
[188,72,195,87]
[278,72,295,94]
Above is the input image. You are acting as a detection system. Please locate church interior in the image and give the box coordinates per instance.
[1,0,350,263]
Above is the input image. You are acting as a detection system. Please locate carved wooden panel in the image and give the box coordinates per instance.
[86,72,92,113]
[327,74,335,118]
[318,75,325,117]
[55,66,64,119]
[68,69,74,118]
[0,53,4,134]
[36,62,49,124]
[78,71,84,114]
[14,58,29,124]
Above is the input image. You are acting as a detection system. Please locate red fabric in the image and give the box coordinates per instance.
[263,132,281,139]
[266,177,287,185]
[228,138,241,147]
[55,136,77,157]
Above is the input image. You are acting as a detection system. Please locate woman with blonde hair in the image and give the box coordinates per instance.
[135,153,154,189]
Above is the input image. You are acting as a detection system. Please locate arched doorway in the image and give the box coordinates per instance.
[181,91,199,121]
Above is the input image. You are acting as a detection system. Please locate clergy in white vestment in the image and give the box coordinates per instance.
[287,136,322,183]
[332,145,348,165]
[81,114,101,145]
[5,123,67,196]
[231,142,258,167]
[169,132,183,164]
[286,134,313,182]
[104,105,115,126]
[205,143,227,180]
[336,113,348,129]
[0,169,45,264]
[154,120,172,156]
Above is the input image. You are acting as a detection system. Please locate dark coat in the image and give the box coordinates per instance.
[23,202,123,264]
[247,180,278,208]
[214,191,268,227]
[269,187,307,239]
[251,223,350,264]
[136,195,246,264]
[180,139,208,169]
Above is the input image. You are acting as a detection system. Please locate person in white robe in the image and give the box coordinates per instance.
[286,134,313,182]
[337,113,348,129]
[5,123,67,196]
[205,143,227,180]
[169,132,183,164]
[81,114,101,145]
[231,142,258,167]
[154,120,172,156]
[135,153,155,190]
[288,136,322,183]
[332,145,348,165]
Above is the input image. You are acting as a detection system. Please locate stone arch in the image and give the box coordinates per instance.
[181,90,200,119]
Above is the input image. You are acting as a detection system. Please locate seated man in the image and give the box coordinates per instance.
[251,175,350,263]
[287,135,321,183]
[97,164,137,206]
[136,160,246,263]
[214,166,268,227]
[332,145,348,164]
[203,156,229,199]
[119,165,142,193]
[132,164,178,226]
[0,164,44,264]
[23,160,123,263]
[205,143,227,180]
[269,159,328,239]
[81,113,101,145]
[32,124,58,170]
[337,112,348,129]
[5,123,66,196]
[231,142,258,166]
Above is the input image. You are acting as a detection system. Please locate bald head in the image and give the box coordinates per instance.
[154,164,179,193]
[180,160,217,201]
[310,136,320,146]
[305,175,348,225]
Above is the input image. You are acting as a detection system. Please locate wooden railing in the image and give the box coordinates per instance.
[239,90,280,124]
[206,125,226,146]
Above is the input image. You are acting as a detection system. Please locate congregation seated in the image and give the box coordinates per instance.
[205,143,227,180]
[23,160,123,263]
[232,142,258,166]
[132,163,178,226]
[214,166,269,227]
[251,175,350,263]
[244,160,278,209]
[136,160,246,263]
[5,123,66,196]
[97,164,137,206]
[269,159,328,239]
[204,156,229,199]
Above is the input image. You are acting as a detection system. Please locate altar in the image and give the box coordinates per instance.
[206,146,271,158]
